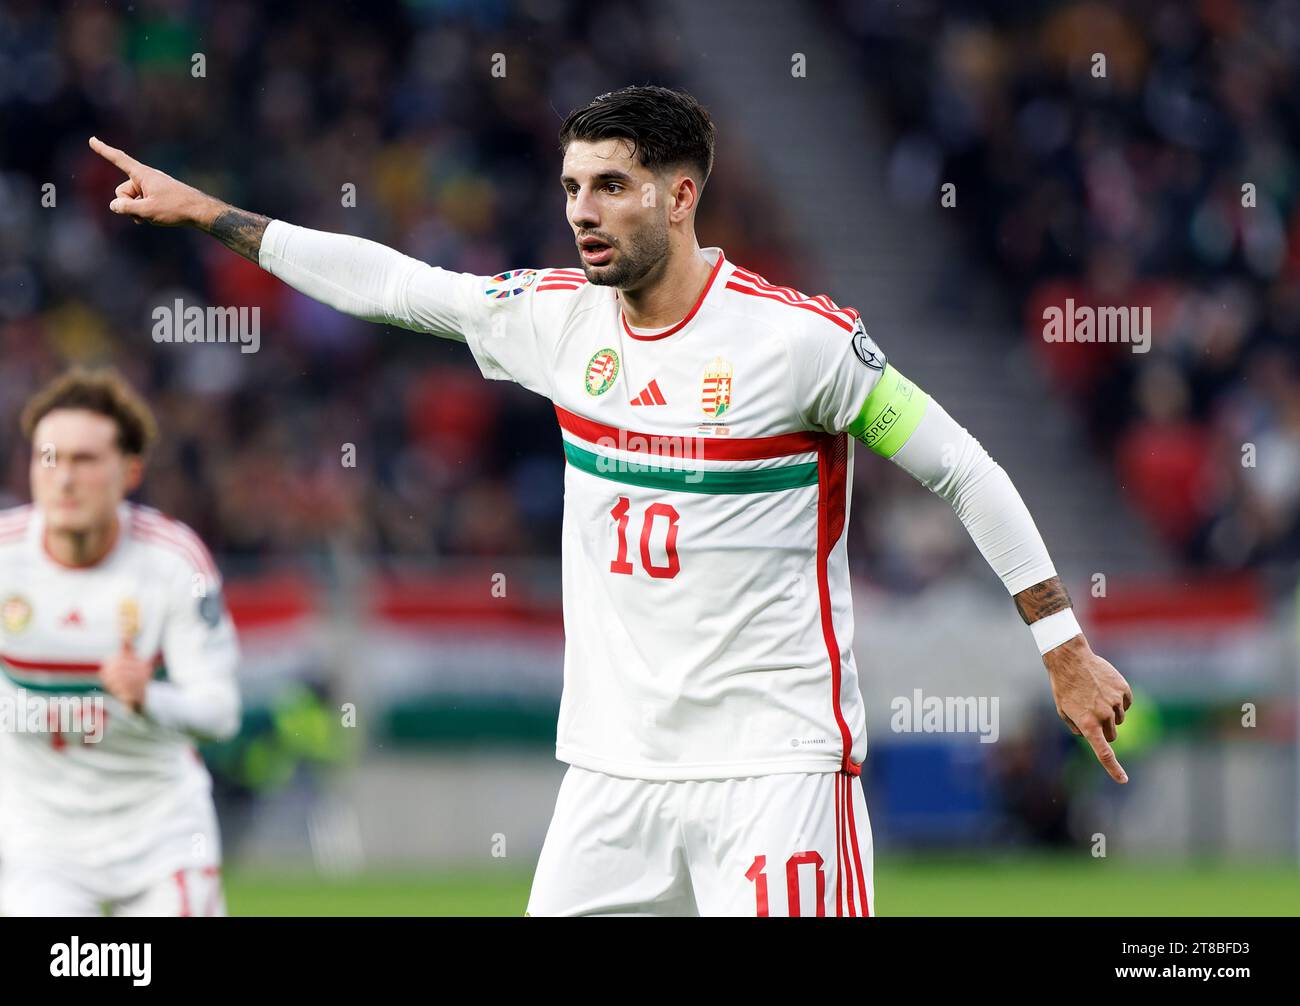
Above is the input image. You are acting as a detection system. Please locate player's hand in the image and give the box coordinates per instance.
[98,638,153,713]
[1042,635,1133,784]
[88,136,221,228]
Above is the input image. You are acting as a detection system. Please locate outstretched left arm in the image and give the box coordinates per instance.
[857,365,1134,783]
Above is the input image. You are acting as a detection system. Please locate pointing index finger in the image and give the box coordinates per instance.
[1083,722,1129,784]
[88,136,142,178]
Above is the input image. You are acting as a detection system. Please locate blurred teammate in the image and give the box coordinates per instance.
[0,370,241,917]
[89,84,1131,917]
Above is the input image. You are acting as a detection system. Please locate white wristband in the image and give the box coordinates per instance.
[1029,608,1082,655]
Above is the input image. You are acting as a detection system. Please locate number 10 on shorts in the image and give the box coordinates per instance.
[747,851,827,917]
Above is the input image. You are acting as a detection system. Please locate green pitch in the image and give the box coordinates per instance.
[224,855,1300,916]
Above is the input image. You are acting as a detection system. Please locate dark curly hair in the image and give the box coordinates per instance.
[559,85,716,188]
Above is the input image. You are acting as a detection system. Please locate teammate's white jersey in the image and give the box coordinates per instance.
[0,502,240,890]
[443,250,907,779]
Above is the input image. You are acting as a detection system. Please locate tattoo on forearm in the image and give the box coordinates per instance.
[206,207,270,263]
[1014,575,1072,624]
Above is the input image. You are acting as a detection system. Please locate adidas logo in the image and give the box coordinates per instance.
[630,379,667,406]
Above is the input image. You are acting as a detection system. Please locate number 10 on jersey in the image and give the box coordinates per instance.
[609,497,680,579]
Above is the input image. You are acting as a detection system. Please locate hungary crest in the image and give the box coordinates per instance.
[701,357,733,417]
[2,595,31,634]
[585,348,620,396]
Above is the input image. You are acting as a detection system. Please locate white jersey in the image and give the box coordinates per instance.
[450,250,912,779]
[259,222,1060,783]
[0,502,240,882]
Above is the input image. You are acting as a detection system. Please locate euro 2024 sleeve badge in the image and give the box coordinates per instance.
[484,269,538,299]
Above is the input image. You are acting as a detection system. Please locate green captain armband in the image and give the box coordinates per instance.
[846,363,929,458]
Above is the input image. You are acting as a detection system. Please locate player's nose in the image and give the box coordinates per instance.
[568,189,600,227]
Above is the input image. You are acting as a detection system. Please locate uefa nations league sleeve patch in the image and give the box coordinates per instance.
[850,317,886,371]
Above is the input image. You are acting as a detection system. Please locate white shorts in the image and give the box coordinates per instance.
[0,860,226,917]
[0,796,227,917]
[527,766,875,917]
[0,785,227,920]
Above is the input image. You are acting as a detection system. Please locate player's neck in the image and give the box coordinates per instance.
[43,513,120,568]
[618,245,715,330]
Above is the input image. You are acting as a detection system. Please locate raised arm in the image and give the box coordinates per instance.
[87,136,472,339]
[89,136,270,261]
[97,553,241,743]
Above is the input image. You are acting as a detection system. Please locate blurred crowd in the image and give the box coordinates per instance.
[821,0,1300,571]
[5,0,1284,859]
[0,0,801,570]
[6,0,1295,578]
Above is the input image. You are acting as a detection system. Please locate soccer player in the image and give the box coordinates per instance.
[88,84,1132,917]
[0,370,241,916]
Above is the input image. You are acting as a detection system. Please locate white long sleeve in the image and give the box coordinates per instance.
[889,395,1058,596]
[257,219,472,340]
[139,546,243,742]
[256,219,560,399]
[142,678,240,741]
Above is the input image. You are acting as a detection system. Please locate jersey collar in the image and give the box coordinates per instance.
[37,502,128,571]
[618,248,728,342]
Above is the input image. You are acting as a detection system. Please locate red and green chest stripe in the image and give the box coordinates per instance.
[555,404,825,495]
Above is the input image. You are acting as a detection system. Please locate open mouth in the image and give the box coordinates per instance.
[579,236,614,265]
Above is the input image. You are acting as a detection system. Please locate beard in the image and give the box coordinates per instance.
[581,217,670,289]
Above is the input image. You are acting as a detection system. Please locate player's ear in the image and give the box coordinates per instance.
[122,453,145,494]
[669,173,698,222]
